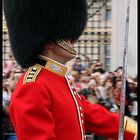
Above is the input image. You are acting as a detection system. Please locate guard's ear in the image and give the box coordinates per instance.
[44,43,54,49]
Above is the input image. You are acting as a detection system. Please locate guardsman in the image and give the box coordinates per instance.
[4,0,137,140]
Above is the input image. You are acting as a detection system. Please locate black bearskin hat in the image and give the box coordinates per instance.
[4,0,87,68]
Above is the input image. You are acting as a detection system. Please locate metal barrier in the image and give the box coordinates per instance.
[3,133,95,140]
[86,134,94,140]
[3,133,16,140]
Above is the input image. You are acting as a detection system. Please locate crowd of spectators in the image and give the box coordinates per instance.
[3,55,138,140]
[3,54,25,136]
[66,57,137,119]
[66,57,138,139]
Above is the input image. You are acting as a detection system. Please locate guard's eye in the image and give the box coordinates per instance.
[71,40,77,44]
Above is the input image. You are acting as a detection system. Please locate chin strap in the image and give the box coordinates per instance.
[56,39,77,55]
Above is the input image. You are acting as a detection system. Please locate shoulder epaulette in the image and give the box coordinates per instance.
[23,65,41,84]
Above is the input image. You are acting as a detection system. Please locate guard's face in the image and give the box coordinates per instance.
[53,40,77,63]
[43,40,77,64]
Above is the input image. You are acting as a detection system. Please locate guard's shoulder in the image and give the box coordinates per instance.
[23,65,41,84]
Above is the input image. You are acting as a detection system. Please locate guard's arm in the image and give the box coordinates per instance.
[81,96,137,140]
[9,82,56,140]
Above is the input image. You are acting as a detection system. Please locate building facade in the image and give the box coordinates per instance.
[111,0,137,77]
[76,0,112,71]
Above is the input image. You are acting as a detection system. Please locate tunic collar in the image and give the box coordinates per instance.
[36,55,68,77]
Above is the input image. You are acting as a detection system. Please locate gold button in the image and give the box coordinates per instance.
[79,107,82,110]
[33,67,37,70]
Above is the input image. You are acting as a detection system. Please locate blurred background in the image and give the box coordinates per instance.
[2,0,137,140]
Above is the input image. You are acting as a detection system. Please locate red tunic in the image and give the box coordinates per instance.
[8,63,136,140]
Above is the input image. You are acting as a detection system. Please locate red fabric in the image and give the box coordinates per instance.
[115,91,128,106]
[9,67,135,140]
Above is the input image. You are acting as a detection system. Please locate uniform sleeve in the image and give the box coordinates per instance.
[9,82,56,140]
[81,96,136,140]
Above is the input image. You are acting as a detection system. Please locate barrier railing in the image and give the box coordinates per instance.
[3,133,95,140]
[3,133,16,140]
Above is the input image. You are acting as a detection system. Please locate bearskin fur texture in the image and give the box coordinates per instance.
[4,0,87,68]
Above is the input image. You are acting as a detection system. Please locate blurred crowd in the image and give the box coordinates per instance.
[66,56,138,139]
[66,57,137,120]
[3,54,138,139]
[3,54,24,134]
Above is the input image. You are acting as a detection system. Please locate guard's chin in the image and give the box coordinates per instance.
[70,48,77,55]
[56,39,77,55]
